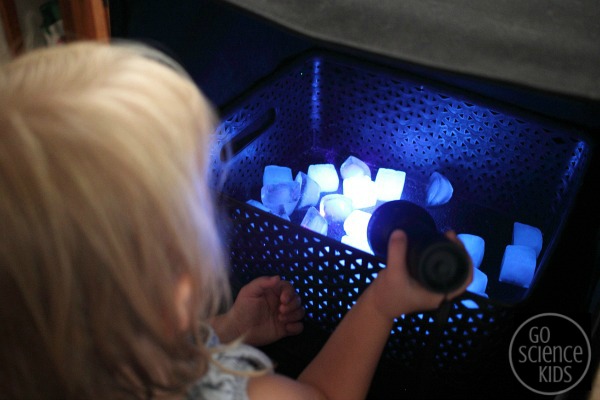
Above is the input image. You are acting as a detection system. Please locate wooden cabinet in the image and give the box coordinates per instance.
[1,0,109,57]
[58,0,110,42]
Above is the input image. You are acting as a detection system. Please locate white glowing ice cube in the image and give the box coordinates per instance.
[301,206,328,235]
[319,194,353,222]
[499,245,537,288]
[374,168,406,202]
[426,171,453,206]
[343,210,372,240]
[457,233,485,269]
[343,175,378,209]
[261,181,301,216]
[307,164,339,192]
[513,222,543,258]
[263,165,293,186]
[467,268,488,295]
[341,235,373,254]
[340,155,371,179]
[295,172,321,209]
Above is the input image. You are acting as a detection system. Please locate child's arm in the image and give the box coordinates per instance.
[248,230,473,400]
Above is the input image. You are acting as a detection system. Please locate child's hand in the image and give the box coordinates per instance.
[369,230,473,320]
[215,276,305,346]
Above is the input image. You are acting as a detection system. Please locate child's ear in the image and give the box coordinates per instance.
[175,275,192,331]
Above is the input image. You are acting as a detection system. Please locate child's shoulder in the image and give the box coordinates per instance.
[186,329,273,400]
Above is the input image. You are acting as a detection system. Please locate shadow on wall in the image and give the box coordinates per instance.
[109,0,312,108]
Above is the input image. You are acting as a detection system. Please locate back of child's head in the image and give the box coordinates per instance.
[0,41,230,399]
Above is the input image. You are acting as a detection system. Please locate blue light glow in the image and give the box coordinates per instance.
[374,168,406,202]
[457,233,485,269]
[467,269,488,294]
[308,163,340,193]
[461,299,479,309]
[261,181,301,215]
[263,165,293,186]
[320,194,353,222]
[340,155,371,179]
[341,234,373,254]
[295,172,321,209]
[512,222,543,258]
[375,168,406,201]
[499,245,537,288]
[426,171,453,206]
[301,206,328,235]
[343,210,372,239]
[343,175,377,209]
[246,199,270,212]
[311,59,321,133]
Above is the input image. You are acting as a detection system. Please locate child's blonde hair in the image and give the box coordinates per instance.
[0,41,230,399]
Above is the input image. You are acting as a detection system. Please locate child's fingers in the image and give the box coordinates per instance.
[386,230,409,275]
[280,293,302,311]
[279,306,305,323]
[279,280,301,304]
[284,321,304,336]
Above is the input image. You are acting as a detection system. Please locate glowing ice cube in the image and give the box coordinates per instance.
[301,206,328,235]
[261,181,301,216]
[263,165,293,186]
[499,245,536,288]
[295,172,321,209]
[307,164,339,192]
[461,299,480,309]
[467,268,488,295]
[319,194,353,222]
[341,235,373,254]
[457,233,485,269]
[246,199,270,212]
[375,168,406,202]
[343,210,372,240]
[340,155,371,179]
[343,175,377,209]
[513,222,543,258]
[426,171,453,206]
[273,209,291,221]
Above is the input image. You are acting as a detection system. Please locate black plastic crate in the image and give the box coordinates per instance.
[209,51,590,374]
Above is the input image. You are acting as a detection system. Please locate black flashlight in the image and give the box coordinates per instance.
[367,200,470,293]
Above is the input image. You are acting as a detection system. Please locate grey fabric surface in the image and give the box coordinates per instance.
[218,0,600,100]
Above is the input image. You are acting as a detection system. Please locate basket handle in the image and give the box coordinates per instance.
[220,108,276,161]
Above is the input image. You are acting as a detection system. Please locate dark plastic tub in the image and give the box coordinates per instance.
[209,50,591,376]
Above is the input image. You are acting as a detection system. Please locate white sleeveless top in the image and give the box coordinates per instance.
[185,329,273,400]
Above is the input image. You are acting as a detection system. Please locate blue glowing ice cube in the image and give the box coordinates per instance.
[426,171,453,206]
[457,233,485,269]
[307,164,339,193]
[301,206,328,235]
[261,181,301,216]
[343,210,372,240]
[513,222,543,258]
[263,165,293,186]
[499,245,537,288]
[246,199,270,212]
[341,234,374,254]
[467,268,488,295]
[295,172,321,209]
[461,299,481,309]
[374,168,406,202]
[340,155,371,179]
[343,175,377,209]
[319,194,353,222]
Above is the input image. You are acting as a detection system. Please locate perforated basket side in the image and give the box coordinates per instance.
[221,196,512,372]
[211,51,591,304]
